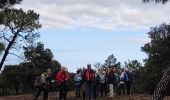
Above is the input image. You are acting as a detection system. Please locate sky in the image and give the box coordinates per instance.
[2,0,170,72]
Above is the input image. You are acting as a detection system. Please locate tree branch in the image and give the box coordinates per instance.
[9,52,25,60]
[18,34,29,46]
[0,29,10,43]
[11,47,20,52]
[0,35,3,38]
[6,24,15,34]
[2,35,10,43]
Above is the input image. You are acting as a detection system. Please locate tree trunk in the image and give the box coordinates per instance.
[152,66,170,100]
[14,83,19,94]
[2,86,4,95]
[5,87,7,94]
[0,32,19,70]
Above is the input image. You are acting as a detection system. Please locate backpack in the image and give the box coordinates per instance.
[74,75,82,82]
[74,75,82,85]
[35,72,48,87]
[124,72,129,82]
[126,71,134,82]
[35,76,42,87]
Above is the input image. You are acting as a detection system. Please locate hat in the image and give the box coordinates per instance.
[87,64,91,68]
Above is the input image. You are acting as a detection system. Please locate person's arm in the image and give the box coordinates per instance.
[74,75,77,81]
[65,72,69,81]
[82,70,86,83]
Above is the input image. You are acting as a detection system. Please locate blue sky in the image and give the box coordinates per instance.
[2,0,170,72]
[38,28,149,72]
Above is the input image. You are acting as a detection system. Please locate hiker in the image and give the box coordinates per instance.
[95,69,101,97]
[74,69,82,98]
[108,67,116,98]
[56,67,69,100]
[119,68,126,95]
[124,68,134,95]
[92,70,97,99]
[114,68,120,96]
[103,67,108,96]
[83,64,95,100]
[33,69,52,100]
[99,68,106,97]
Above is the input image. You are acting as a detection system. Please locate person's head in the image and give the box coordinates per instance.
[87,64,91,70]
[98,68,100,72]
[47,68,51,75]
[104,68,108,73]
[115,68,118,73]
[120,68,124,73]
[65,67,68,72]
[61,66,66,72]
[109,67,113,72]
[77,70,81,74]
[113,67,116,72]
[98,68,102,73]
[125,67,129,72]
[101,68,105,74]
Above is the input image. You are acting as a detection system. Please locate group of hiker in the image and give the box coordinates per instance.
[74,64,134,100]
[33,64,134,100]
[33,67,69,100]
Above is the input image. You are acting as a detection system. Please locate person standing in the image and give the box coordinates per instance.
[74,69,82,98]
[95,69,101,97]
[56,67,69,100]
[119,68,126,96]
[108,67,116,98]
[83,64,95,100]
[103,68,108,96]
[124,69,134,95]
[99,68,106,97]
[114,68,120,96]
[33,69,52,100]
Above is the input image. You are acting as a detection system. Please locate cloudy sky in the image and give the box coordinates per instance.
[7,0,170,72]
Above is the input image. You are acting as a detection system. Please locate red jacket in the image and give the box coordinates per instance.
[86,69,94,81]
[56,71,69,85]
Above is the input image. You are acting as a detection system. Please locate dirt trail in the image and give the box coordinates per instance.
[0,91,170,100]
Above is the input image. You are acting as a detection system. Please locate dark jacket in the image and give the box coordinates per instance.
[108,71,116,84]
[45,76,52,91]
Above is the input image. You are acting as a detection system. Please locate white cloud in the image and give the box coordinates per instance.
[121,32,151,44]
[14,0,170,31]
